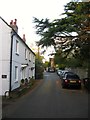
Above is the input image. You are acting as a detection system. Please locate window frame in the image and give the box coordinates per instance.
[15,66,18,82]
[16,40,19,55]
[25,49,27,60]
[29,52,31,62]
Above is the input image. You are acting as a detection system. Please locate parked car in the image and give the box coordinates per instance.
[61,73,81,88]
[60,70,74,79]
[57,69,63,76]
[48,67,55,72]
[83,78,90,90]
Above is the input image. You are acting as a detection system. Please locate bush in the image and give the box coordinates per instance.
[21,79,24,84]
[25,78,28,83]
[58,64,66,70]
[35,65,44,79]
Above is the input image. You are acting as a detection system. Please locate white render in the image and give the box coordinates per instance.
[0,17,35,95]
[0,18,11,95]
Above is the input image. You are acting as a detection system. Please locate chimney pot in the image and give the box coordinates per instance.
[23,34,26,42]
[15,19,17,21]
[14,19,17,24]
[10,20,13,25]
[14,19,17,25]
[10,19,18,33]
[14,21,16,25]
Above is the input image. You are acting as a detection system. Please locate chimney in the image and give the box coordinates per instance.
[13,19,16,26]
[10,20,13,27]
[10,19,18,33]
[13,19,18,33]
[23,34,26,42]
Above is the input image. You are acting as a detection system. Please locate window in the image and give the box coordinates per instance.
[29,52,31,61]
[33,55,35,64]
[15,66,18,82]
[16,40,19,55]
[33,55,35,60]
[66,74,80,79]
[25,49,27,60]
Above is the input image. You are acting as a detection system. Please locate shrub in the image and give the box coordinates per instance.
[21,79,24,84]
[25,78,28,85]
[25,78,28,83]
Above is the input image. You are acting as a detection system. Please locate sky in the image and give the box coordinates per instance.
[0,0,78,61]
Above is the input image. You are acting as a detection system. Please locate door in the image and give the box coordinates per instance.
[21,68,26,79]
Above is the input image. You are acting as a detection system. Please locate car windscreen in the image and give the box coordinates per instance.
[66,74,80,79]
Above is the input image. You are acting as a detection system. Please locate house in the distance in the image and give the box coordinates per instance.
[0,17,35,96]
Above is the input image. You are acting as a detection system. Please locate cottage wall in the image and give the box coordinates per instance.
[11,34,35,90]
[0,18,11,95]
[0,17,35,95]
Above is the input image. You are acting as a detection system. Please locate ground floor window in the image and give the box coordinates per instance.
[15,66,18,82]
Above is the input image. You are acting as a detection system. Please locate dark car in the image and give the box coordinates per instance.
[48,67,55,72]
[61,73,81,88]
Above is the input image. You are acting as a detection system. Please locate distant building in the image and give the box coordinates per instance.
[0,17,35,96]
[49,58,55,68]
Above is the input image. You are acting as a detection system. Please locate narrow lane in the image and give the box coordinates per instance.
[3,72,88,118]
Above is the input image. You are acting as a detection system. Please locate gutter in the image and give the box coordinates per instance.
[9,32,14,95]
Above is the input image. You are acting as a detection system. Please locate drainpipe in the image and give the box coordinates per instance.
[9,32,14,96]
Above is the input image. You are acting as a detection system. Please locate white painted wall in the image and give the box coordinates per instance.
[0,18,11,95]
[11,34,35,90]
[0,19,2,95]
[0,17,35,95]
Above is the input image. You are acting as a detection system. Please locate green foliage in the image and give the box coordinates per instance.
[35,52,44,79]
[43,61,49,68]
[48,61,51,67]
[66,58,83,68]
[33,2,90,75]
[21,79,24,84]
[35,66,44,79]
[58,64,66,70]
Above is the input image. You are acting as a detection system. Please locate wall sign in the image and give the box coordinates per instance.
[2,75,7,78]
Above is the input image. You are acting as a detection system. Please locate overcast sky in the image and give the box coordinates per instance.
[0,0,80,60]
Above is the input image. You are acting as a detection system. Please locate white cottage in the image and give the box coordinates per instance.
[0,17,35,96]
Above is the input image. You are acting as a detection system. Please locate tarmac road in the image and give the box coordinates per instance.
[2,72,88,118]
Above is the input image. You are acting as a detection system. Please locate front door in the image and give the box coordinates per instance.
[21,68,25,79]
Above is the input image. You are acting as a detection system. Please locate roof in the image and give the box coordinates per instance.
[0,16,36,56]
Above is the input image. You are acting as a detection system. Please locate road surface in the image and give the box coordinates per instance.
[2,72,88,118]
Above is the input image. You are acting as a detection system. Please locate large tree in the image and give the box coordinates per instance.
[33,1,90,77]
[35,52,44,79]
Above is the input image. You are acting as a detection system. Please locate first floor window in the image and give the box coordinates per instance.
[29,52,31,61]
[25,49,27,60]
[15,66,18,81]
[16,40,19,55]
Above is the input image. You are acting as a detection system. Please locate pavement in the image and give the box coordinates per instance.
[2,79,43,109]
